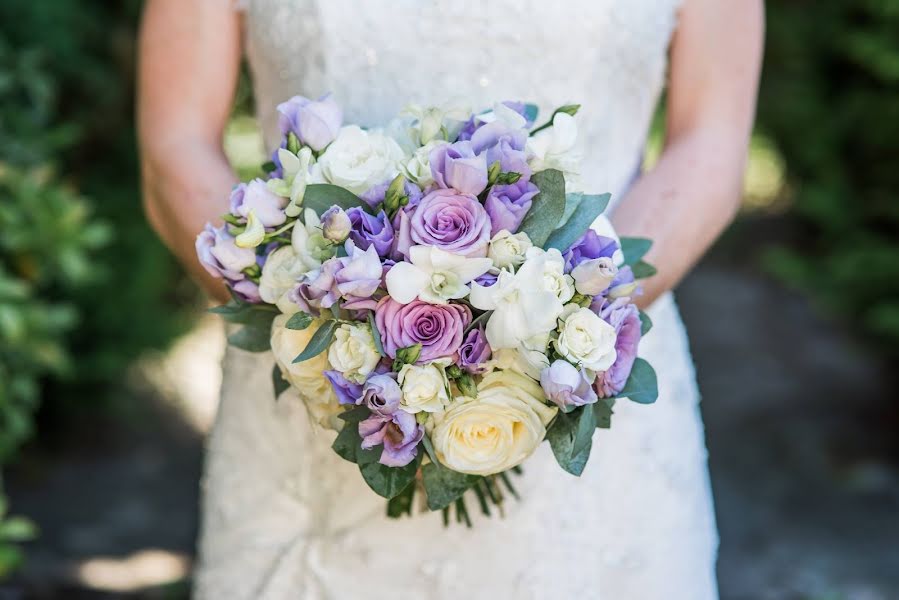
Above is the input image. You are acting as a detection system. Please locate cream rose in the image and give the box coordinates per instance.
[270,315,343,429]
[430,370,557,476]
[258,245,305,309]
[398,363,450,413]
[317,125,405,194]
[327,323,380,384]
[488,230,532,270]
[554,305,618,371]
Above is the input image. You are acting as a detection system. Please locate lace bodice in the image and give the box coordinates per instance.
[241,0,681,205]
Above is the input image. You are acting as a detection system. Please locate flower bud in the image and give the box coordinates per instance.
[321,205,352,243]
[235,209,265,248]
[395,343,422,366]
[571,257,618,295]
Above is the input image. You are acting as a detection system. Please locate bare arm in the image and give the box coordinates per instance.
[137,0,243,303]
[611,0,764,308]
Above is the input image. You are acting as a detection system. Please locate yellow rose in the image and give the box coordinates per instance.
[270,314,343,429]
[431,370,557,475]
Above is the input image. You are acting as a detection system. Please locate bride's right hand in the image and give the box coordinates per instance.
[137,0,244,303]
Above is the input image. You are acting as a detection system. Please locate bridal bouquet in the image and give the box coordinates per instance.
[197,95,659,524]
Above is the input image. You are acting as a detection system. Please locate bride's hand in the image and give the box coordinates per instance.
[137,0,243,303]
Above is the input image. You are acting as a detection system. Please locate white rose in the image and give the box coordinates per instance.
[487,230,532,270]
[571,256,618,296]
[400,140,447,188]
[317,125,405,194]
[327,323,380,384]
[554,305,618,371]
[526,247,575,303]
[258,245,305,308]
[270,315,343,429]
[291,208,333,270]
[430,370,557,476]
[398,363,450,413]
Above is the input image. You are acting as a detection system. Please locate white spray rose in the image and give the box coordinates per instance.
[527,112,582,183]
[317,126,405,195]
[430,370,557,476]
[398,363,450,414]
[571,256,618,296]
[258,245,305,307]
[527,247,575,303]
[401,140,447,188]
[270,315,343,430]
[327,323,380,384]
[487,230,532,270]
[554,305,618,371]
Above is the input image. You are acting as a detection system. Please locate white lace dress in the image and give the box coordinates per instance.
[196,1,719,598]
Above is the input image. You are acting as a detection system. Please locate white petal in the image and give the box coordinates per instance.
[386,262,429,304]
[468,281,497,311]
[235,209,265,248]
[452,257,493,283]
[408,245,434,270]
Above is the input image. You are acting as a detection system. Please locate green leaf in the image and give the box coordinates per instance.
[271,366,290,398]
[546,405,595,476]
[292,319,338,363]
[339,405,371,424]
[209,300,279,328]
[228,324,272,352]
[360,453,421,499]
[421,433,439,465]
[285,311,313,330]
[631,260,658,279]
[544,192,611,252]
[421,462,480,510]
[619,237,653,266]
[386,482,416,518]
[639,311,653,336]
[518,169,566,248]
[594,397,616,429]
[571,403,594,459]
[617,358,658,404]
[332,420,363,463]
[368,312,385,356]
[303,184,366,215]
[566,438,592,477]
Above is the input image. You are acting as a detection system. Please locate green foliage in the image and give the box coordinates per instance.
[519,169,566,247]
[616,358,658,405]
[546,404,594,476]
[758,1,899,355]
[544,192,611,252]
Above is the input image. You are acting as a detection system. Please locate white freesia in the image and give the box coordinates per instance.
[317,125,405,194]
[430,370,557,476]
[398,363,450,413]
[527,247,575,303]
[270,315,343,430]
[386,245,492,304]
[571,256,618,295]
[402,101,471,145]
[235,209,265,248]
[400,139,447,187]
[527,112,582,184]
[267,146,314,217]
[487,230,532,270]
[258,245,305,308]
[554,304,618,371]
[291,208,333,270]
[327,323,380,384]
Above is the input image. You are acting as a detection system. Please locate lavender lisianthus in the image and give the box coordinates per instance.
[593,299,642,398]
[348,207,394,257]
[277,93,343,152]
[484,179,540,235]
[324,370,364,405]
[362,374,402,416]
[474,271,498,288]
[334,242,383,310]
[359,409,423,467]
[540,360,598,410]
[196,223,260,302]
[374,297,472,362]
[229,180,288,228]
[458,326,491,374]
[292,257,342,313]
[563,229,620,271]
[429,141,488,196]
[410,188,492,257]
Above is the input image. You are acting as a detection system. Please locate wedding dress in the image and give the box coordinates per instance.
[195,1,719,598]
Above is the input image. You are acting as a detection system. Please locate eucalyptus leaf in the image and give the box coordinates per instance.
[617,358,658,404]
[571,403,594,459]
[523,103,539,124]
[631,260,658,279]
[594,398,615,429]
[518,169,566,248]
[619,237,653,266]
[546,405,595,476]
[386,482,416,518]
[228,324,272,352]
[360,453,421,499]
[332,420,363,463]
[368,312,385,356]
[565,438,592,477]
[639,311,653,336]
[421,433,439,465]
[422,461,480,511]
[271,366,290,399]
[209,301,279,328]
[292,319,338,363]
[285,311,313,330]
[544,192,611,252]
[303,183,366,214]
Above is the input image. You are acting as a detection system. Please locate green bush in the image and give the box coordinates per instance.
[759,1,899,355]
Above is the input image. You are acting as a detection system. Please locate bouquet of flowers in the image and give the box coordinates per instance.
[197,95,659,524]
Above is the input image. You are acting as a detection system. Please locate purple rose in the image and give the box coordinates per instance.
[362,374,402,416]
[593,299,642,398]
[540,360,599,409]
[348,207,394,257]
[564,229,620,271]
[429,141,488,196]
[359,410,423,467]
[229,180,287,228]
[361,179,423,211]
[458,327,491,374]
[375,297,472,362]
[484,179,540,235]
[196,224,260,302]
[277,93,343,152]
[410,188,492,257]
[324,370,363,405]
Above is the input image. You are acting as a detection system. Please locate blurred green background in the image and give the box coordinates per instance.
[1,1,897,598]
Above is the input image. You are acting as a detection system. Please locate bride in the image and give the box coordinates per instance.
[138,1,762,598]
